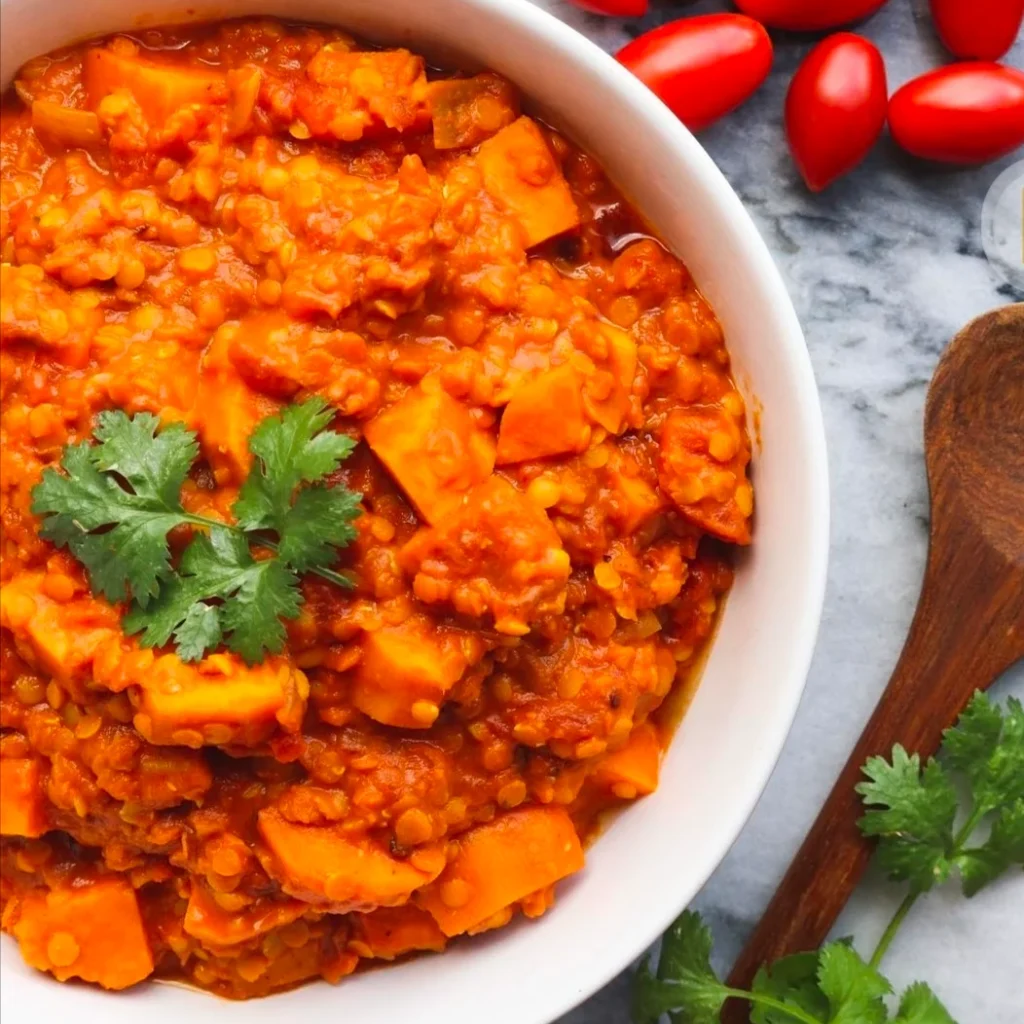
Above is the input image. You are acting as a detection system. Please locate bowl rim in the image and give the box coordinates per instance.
[0,0,831,1020]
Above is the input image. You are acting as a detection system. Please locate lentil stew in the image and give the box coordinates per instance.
[0,18,753,999]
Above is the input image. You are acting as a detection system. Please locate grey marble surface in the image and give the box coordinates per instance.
[532,2,1024,1022]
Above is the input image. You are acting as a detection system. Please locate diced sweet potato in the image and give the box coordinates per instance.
[0,759,48,837]
[0,574,121,685]
[584,323,638,435]
[353,905,447,960]
[227,311,376,417]
[258,809,442,912]
[353,618,469,729]
[11,878,154,989]
[418,806,583,936]
[658,406,753,545]
[475,117,580,248]
[604,453,663,535]
[31,101,102,147]
[429,73,519,150]
[364,386,495,524]
[195,328,280,484]
[496,363,590,464]
[226,65,262,136]
[401,476,570,635]
[84,46,228,124]
[1,573,307,748]
[294,48,431,142]
[135,654,308,748]
[184,881,308,947]
[595,721,661,796]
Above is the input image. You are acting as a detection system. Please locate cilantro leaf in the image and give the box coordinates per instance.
[956,799,1024,897]
[216,547,302,665]
[234,397,357,534]
[943,694,1024,817]
[124,528,302,664]
[277,484,361,575]
[632,911,729,1024]
[751,952,830,1023]
[857,747,958,892]
[172,602,224,663]
[892,983,957,1024]
[816,942,891,1024]
[31,415,198,607]
[34,403,361,665]
[91,410,199,509]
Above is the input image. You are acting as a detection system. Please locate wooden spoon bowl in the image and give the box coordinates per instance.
[724,304,1024,1007]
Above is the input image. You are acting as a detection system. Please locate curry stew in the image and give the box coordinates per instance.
[0,19,752,998]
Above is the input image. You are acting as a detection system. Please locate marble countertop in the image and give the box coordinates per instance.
[531,2,1024,1022]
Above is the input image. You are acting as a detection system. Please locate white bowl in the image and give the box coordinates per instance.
[0,1,829,1021]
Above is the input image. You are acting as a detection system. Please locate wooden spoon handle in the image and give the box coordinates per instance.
[724,514,1022,1005]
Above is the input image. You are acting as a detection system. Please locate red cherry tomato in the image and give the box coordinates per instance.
[734,0,889,31]
[785,34,888,191]
[616,15,773,132]
[888,63,1024,164]
[929,0,1024,61]
[567,0,649,15]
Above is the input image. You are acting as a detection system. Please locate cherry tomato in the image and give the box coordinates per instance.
[733,0,889,31]
[929,0,1024,61]
[888,63,1024,164]
[785,34,887,191]
[616,15,773,132]
[567,0,648,15]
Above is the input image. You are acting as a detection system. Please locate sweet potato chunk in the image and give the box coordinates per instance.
[604,453,663,535]
[84,46,228,124]
[659,406,753,544]
[584,323,638,435]
[0,759,48,837]
[295,48,431,142]
[430,73,519,150]
[184,882,308,947]
[476,117,580,248]
[401,476,570,635]
[0,574,121,685]
[496,363,589,464]
[31,101,102,148]
[135,654,308,748]
[195,329,280,484]
[595,721,661,796]
[11,878,154,989]
[227,311,377,417]
[419,806,583,937]
[258,809,442,912]
[364,387,495,524]
[353,618,469,729]
[353,905,447,959]
[1,573,306,747]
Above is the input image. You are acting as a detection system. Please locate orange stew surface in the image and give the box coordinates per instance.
[0,19,752,998]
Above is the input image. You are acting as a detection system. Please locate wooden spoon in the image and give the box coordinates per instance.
[724,303,1024,1011]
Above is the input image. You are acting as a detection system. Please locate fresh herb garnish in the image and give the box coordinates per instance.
[633,692,1023,1024]
[32,398,362,664]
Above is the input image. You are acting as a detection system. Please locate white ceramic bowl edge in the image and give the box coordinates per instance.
[0,2,830,1021]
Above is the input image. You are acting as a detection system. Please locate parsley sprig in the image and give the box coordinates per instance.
[633,692,1024,1024]
[32,398,362,664]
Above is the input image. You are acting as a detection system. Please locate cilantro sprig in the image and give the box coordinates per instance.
[32,398,362,664]
[633,692,1023,1024]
